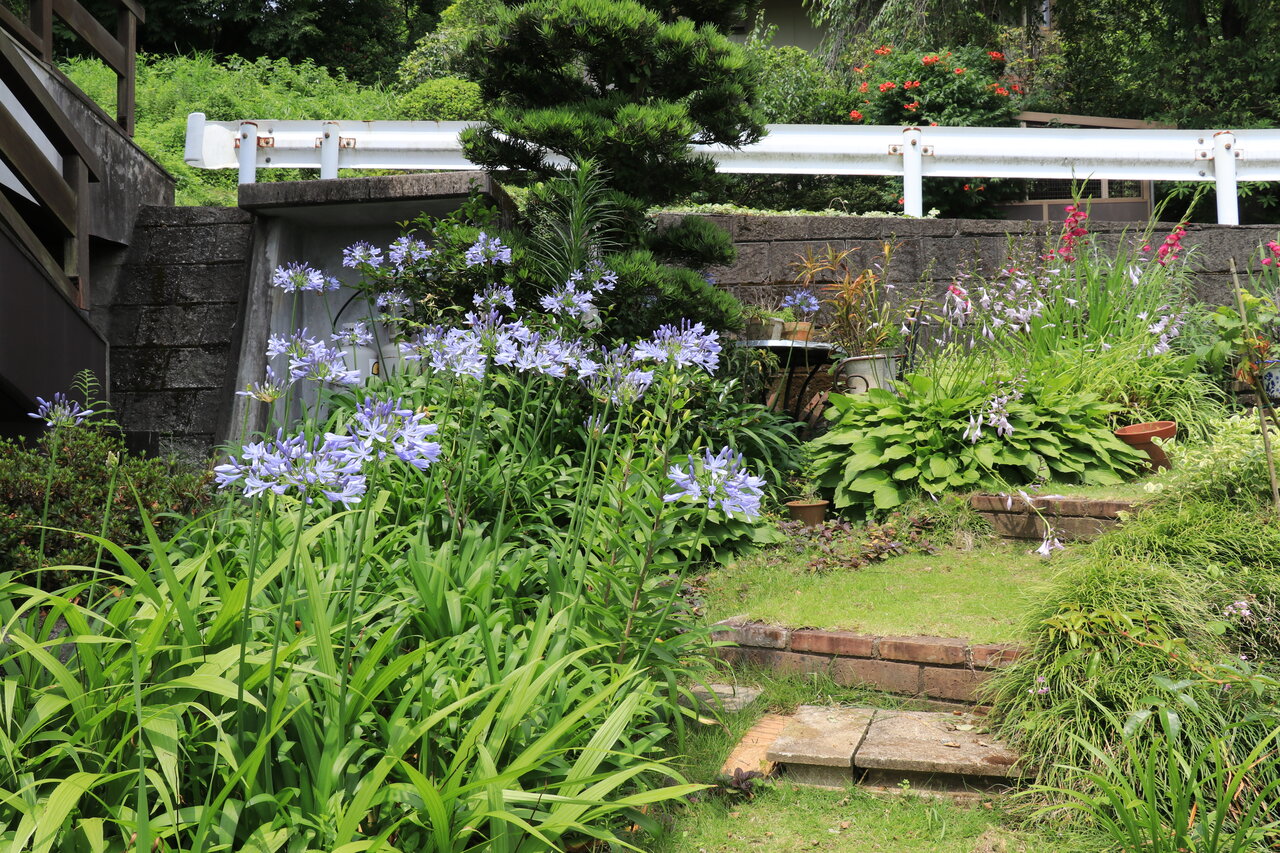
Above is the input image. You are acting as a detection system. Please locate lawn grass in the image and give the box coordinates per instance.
[700,540,1056,643]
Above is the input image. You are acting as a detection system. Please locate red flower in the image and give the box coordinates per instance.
[922,55,940,65]
[929,121,939,126]
[954,67,966,74]
[963,184,971,191]
[874,45,892,55]
[849,109,864,121]
[879,81,897,92]
[988,51,1005,60]
[1011,83,1023,93]
[995,87,1009,96]
[853,65,867,74]
[904,101,920,111]
[897,197,905,205]
[859,81,869,93]
[904,80,921,89]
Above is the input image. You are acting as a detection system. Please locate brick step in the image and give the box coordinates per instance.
[730,705,1025,796]
[969,493,1138,541]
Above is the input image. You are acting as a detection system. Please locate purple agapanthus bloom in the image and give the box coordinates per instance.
[268,330,360,386]
[464,233,512,267]
[349,397,442,470]
[342,242,384,269]
[539,281,596,318]
[664,446,766,519]
[632,320,722,374]
[236,365,291,403]
[272,262,339,293]
[332,322,374,348]
[214,429,368,506]
[375,290,413,312]
[473,285,516,311]
[388,236,431,270]
[781,289,821,317]
[588,346,655,405]
[29,393,95,428]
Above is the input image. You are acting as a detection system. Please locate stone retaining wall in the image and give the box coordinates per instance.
[658,213,1280,309]
[713,618,1021,703]
[970,494,1136,541]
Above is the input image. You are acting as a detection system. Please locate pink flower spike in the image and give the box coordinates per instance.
[1141,245,1151,252]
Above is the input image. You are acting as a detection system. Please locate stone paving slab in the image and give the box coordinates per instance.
[766,706,875,787]
[854,710,1023,778]
[681,683,763,715]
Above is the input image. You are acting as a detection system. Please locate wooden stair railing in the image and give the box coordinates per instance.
[0,0,142,135]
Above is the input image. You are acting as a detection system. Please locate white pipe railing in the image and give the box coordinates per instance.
[184,113,1280,224]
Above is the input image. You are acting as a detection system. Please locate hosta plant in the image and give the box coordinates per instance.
[809,373,1145,514]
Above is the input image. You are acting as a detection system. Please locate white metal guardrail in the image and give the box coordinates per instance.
[184,113,1280,224]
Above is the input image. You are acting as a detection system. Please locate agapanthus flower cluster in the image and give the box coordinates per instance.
[342,241,384,269]
[633,320,722,374]
[664,446,766,519]
[464,233,512,266]
[376,290,413,312]
[588,346,655,405]
[214,430,368,506]
[782,289,821,318]
[215,395,444,505]
[332,321,374,348]
[388,236,431,271]
[236,365,291,403]
[267,329,361,386]
[348,397,441,470]
[273,262,340,293]
[28,392,95,428]
[474,285,516,311]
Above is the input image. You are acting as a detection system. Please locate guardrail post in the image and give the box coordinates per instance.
[238,121,259,184]
[902,127,924,217]
[1213,131,1239,225]
[320,122,340,179]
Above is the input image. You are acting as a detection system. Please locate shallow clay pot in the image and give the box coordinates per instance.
[1114,420,1176,472]
[785,499,829,527]
[782,321,813,342]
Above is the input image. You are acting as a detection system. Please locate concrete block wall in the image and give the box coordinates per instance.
[108,207,254,461]
[659,213,1280,309]
[712,618,1021,703]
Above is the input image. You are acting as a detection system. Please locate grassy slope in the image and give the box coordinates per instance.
[702,541,1056,643]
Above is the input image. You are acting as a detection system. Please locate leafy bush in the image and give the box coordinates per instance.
[809,374,1144,514]
[398,76,485,120]
[0,424,211,589]
[61,54,403,206]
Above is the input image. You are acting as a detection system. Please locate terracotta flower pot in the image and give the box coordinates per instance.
[782,321,813,342]
[785,499,829,527]
[1114,420,1176,472]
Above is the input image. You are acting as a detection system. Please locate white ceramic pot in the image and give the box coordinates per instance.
[1260,361,1280,401]
[834,352,898,394]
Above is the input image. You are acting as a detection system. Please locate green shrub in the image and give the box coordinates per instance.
[398,76,485,120]
[809,374,1144,514]
[0,425,212,589]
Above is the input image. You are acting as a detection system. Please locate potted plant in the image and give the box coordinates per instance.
[784,480,830,527]
[792,242,904,393]
[781,289,821,341]
[741,298,792,341]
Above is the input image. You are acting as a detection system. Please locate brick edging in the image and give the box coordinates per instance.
[711,619,1022,703]
[969,493,1137,541]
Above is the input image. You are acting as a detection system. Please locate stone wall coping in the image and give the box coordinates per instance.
[712,617,1022,670]
[968,493,1136,519]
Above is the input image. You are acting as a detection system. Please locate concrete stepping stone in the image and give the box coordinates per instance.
[720,713,791,778]
[765,705,875,788]
[854,709,1024,794]
[680,683,763,715]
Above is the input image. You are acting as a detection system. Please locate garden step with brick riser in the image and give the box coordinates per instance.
[713,619,1021,703]
[969,494,1136,541]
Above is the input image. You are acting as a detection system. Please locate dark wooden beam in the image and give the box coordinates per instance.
[50,0,128,74]
[0,110,77,235]
[0,6,43,53]
[0,192,79,306]
[0,35,104,177]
